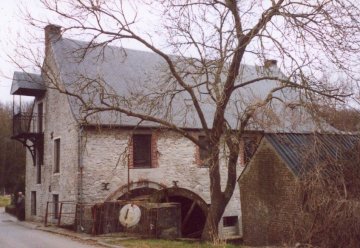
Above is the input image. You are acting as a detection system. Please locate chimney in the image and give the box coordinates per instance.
[45,24,62,53]
[264,59,277,68]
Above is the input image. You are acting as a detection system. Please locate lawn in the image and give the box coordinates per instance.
[0,195,11,207]
[106,239,241,248]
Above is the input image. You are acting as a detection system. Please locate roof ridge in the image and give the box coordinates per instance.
[55,37,261,69]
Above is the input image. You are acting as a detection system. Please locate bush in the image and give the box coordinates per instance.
[291,153,360,247]
[0,195,10,207]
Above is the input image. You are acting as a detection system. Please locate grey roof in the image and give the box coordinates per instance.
[48,37,336,132]
[265,133,360,176]
[10,71,45,96]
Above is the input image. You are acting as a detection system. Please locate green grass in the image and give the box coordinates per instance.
[0,195,11,207]
[106,239,240,248]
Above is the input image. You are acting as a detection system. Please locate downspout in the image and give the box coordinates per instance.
[77,125,84,231]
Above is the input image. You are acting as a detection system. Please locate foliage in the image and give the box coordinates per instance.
[315,105,360,132]
[0,195,11,207]
[0,102,26,195]
[106,238,240,248]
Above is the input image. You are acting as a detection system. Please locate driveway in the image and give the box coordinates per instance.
[0,207,103,248]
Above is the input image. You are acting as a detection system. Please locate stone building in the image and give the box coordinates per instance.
[10,24,332,238]
[238,133,360,246]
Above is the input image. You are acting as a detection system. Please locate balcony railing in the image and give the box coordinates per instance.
[13,112,42,137]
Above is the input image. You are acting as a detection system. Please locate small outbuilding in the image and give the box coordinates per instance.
[238,133,360,246]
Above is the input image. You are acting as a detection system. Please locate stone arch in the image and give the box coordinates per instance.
[150,187,209,238]
[104,180,166,201]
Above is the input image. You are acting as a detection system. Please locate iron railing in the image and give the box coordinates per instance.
[12,112,42,137]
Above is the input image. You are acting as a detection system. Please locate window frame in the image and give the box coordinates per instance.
[198,135,210,167]
[36,153,41,184]
[223,216,238,227]
[132,134,152,168]
[37,102,43,133]
[243,136,258,164]
[54,138,61,173]
[31,191,36,216]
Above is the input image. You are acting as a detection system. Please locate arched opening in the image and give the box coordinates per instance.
[151,188,208,238]
[105,182,208,238]
[117,187,158,200]
[168,195,206,238]
[104,180,165,201]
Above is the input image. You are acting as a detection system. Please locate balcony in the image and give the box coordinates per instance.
[12,112,44,166]
[12,112,43,139]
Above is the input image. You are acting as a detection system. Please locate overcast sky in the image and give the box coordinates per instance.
[0,0,40,103]
[0,1,21,102]
[0,1,158,103]
[1,1,356,106]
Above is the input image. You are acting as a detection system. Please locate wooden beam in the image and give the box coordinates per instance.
[181,201,196,233]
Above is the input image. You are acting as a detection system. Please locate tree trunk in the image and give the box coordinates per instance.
[201,195,227,241]
[201,141,239,241]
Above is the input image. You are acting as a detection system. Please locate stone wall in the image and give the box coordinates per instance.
[239,139,300,246]
[80,128,247,237]
[23,45,260,237]
[25,51,79,225]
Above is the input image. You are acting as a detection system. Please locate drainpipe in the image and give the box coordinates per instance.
[127,156,130,200]
[77,125,84,231]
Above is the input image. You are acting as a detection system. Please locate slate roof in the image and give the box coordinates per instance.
[265,133,360,176]
[11,71,45,96]
[45,36,337,132]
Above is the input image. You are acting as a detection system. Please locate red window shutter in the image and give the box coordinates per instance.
[197,135,210,167]
[240,136,258,166]
[244,137,258,164]
[195,142,201,166]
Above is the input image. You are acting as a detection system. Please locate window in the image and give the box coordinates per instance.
[199,135,210,166]
[37,102,43,133]
[31,191,36,216]
[36,138,42,184]
[36,156,41,184]
[54,138,60,173]
[223,216,238,227]
[244,137,258,164]
[133,134,152,168]
[53,194,59,219]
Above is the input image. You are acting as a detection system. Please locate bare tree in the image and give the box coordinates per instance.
[15,0,360,240]
[290,136,360,247]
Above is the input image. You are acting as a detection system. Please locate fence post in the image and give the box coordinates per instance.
[58,202,63,226]
[44,201,49,226]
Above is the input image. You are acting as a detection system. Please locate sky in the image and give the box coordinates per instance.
[0,1,22,103]
[0,1,357,106]
[0,0,42,103]
[0,0,158,104]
